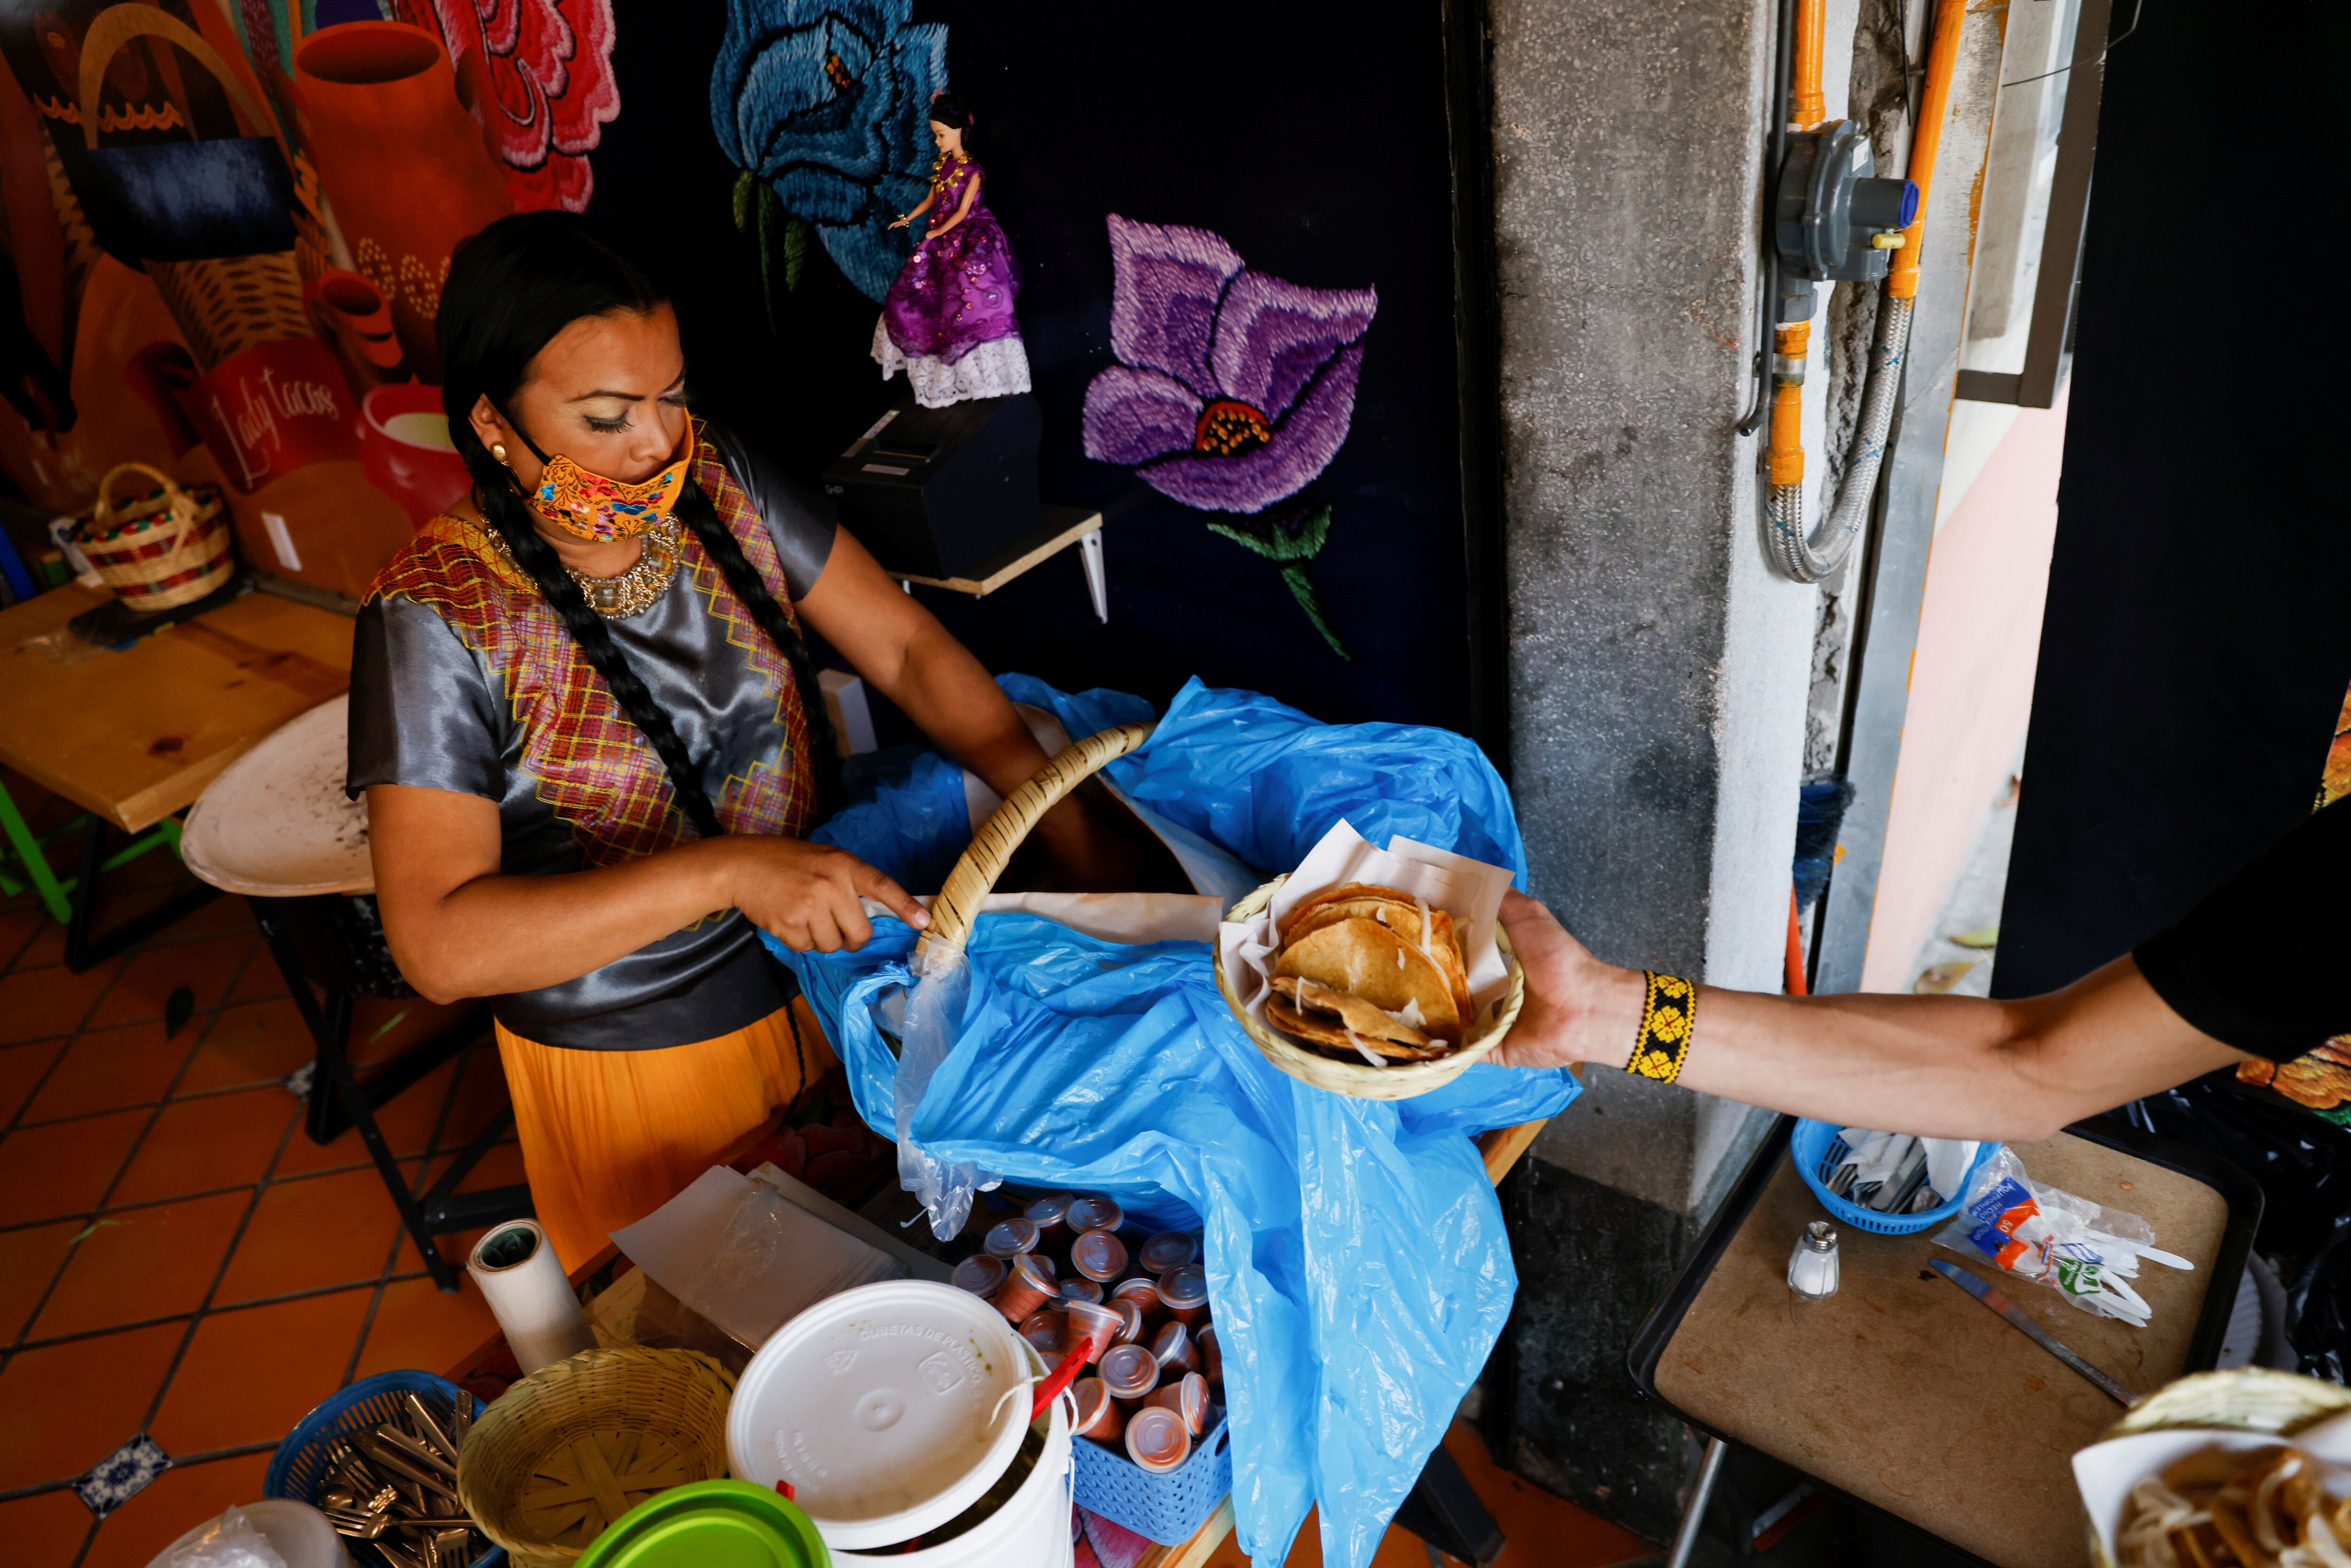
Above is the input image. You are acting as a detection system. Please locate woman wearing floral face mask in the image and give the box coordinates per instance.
[349,212,1136,1267]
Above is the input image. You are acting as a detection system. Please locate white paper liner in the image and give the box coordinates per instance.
[2075,1410,2351,1561]
[1215,819,1515,1063]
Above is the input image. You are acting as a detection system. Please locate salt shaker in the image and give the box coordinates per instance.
[1787,1220,1840,1300]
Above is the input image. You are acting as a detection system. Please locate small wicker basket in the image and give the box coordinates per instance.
[75,462,234,612]
[456,1348,735,1568]
[1214,875,1525,1101]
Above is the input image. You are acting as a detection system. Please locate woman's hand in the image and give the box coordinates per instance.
[889,213,910,230]
[718,836,929,953]
[1489,890,1643,1072]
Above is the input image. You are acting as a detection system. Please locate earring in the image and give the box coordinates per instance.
[492,443,508,463]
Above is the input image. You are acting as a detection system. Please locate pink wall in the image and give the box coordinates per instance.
[1859,390,2070,992]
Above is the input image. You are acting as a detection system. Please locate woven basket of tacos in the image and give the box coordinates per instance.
[1216,872,1524,1101]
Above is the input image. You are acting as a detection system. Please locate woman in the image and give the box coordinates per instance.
[351,212,1125,1267]
[874,92,1031,408]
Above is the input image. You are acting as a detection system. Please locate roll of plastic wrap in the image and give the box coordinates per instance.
[467,1220,596,1374]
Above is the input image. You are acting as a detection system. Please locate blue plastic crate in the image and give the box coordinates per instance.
[1073,1412,1231,1546]
[1791,1119,2001,1237]
[265,1369,505,1568]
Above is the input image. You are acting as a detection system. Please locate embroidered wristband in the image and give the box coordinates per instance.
[1625,971,1696,1083]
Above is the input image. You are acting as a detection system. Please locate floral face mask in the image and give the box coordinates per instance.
[503,409,699,542]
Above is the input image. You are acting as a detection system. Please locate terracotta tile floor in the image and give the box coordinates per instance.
[0,782,515,1567]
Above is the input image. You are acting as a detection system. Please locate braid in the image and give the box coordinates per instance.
[473,473,728,842]
[675,479,843,819]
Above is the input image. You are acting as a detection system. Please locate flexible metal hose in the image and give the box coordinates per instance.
[1766,295,1912,583]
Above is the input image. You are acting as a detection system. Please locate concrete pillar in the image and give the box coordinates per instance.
[1484,0,1858,1538]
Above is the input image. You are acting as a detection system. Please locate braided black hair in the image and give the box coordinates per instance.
[438,210,839,840]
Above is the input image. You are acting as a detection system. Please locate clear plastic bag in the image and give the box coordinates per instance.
[1934,1146,2189,1324]
[782,676,1580,1568]
[158,1506,289,1568]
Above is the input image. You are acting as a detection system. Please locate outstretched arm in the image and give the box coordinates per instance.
[1490,891,2245,1141]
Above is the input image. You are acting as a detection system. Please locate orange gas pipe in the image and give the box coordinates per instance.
[1765,321,1809,485]
[1790,0,1828,129]
[1888,0,1969,300]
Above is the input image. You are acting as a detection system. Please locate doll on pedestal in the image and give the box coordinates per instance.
[874,93,1032,408]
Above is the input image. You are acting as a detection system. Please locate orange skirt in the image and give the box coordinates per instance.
[496,1003,835,1271]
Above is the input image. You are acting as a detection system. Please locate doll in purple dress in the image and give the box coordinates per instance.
[874,93,1033,408]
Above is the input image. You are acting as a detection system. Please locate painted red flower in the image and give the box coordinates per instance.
[394,0,619,212]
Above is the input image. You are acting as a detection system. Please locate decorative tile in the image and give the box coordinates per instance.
[71,1434,171,1519]
[82,1450,272,1568]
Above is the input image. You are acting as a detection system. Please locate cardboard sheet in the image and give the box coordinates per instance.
[1652,1133,2233,1568]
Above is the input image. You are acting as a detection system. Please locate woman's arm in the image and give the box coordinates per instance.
[925,172,980,237]
[1490,891,2245,1141]
[889,191,938,230]
[794,527,1132,887]
[368,784,926,1003]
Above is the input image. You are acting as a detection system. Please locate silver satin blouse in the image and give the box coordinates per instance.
[347,425,836,1050]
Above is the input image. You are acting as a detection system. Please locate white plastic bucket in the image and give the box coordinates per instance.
[729,1279,1076,1565]
[835,1363,1074,1568]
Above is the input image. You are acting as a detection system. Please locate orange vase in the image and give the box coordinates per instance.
[294,21,512,379]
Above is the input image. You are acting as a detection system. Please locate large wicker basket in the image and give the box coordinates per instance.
[456,1348,735,1568]
[912,723,1527,1101]
[912,720,1157,966]
[75,462,235,612]
[1216,875,1525,1101]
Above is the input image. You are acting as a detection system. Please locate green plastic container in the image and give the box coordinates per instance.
[574,1480,829,1568]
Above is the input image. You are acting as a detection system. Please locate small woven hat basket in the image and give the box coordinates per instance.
[913,724,1526,1103]
[2085,1367,2351,1568]
[75,462,235,612]
[456,1348,735,1568]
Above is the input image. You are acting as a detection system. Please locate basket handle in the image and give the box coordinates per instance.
[77,6,278,153]
[88,462,198,543]
[915,721,1154,962]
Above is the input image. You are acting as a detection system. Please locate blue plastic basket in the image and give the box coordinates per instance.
[1073,1412,1232,1546]
[265,1369,506,1568]
[1790,1119,2001,1237]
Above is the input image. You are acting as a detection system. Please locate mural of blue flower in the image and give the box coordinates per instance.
[710,0,947,302]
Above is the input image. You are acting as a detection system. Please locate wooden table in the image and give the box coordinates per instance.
[1633,1118,2259,1568]
[0,582,353,966]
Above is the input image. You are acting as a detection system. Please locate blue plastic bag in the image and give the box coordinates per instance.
[780,677,1579,1568]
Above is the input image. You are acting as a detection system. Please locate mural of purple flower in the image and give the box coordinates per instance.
[1081,214,1377,514]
